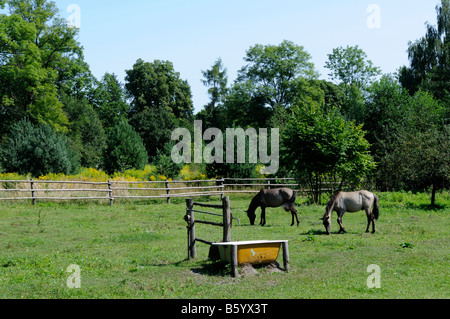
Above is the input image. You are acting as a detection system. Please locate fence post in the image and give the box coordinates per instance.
[267,180,271,189]
[222,196,231,243]
[165,181,171,204]
[108,181,114,206]
[219,178,225,200]
[186,199,196,260]
[30,179,36,206]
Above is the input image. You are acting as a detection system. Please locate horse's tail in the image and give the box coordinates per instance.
[325,191,340,218]
[373,194,379,220]
[283,190,297,210]
[289,190,297,204]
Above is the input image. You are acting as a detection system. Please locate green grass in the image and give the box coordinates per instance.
[0,191,449,299]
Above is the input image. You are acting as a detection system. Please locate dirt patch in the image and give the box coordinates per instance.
[239,261,286,276]
[240,263,259,276]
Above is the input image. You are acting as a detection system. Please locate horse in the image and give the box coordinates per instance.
[321,190,379,234]
[246,188,300,226]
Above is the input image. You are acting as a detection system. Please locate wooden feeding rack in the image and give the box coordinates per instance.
[185,197,290,277]
[185,197,240,260]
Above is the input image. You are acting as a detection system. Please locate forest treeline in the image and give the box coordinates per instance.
[0,0,449,205]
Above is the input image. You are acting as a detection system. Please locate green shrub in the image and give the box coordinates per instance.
[152,142,182,179]
[0,119,80,177]
[103,120,148,174]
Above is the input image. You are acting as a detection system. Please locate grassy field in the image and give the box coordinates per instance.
[0,191,448,299]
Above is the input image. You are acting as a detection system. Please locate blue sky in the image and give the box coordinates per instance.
[51,0,439,113]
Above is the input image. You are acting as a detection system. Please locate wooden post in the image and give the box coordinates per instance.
[219,178,224,200]
[186,199,196,260]
[282,241,290,272]
[231,245,239,277]
[30,179,36,206]
[165,181,171,204]
[267,180,271,189]
[222,196,231,243]
[108,181,113,206]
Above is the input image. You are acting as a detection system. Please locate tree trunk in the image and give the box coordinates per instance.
[431,184,437,207]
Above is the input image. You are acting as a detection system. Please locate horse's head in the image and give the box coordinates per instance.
[321,216,331,235]
[246,210,256,226]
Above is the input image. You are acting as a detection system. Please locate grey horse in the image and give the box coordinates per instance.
[322,190,379,234]
[246,188,300,226]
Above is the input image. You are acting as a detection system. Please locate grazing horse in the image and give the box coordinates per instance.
[246,188,300,226]
[322,190,379,234]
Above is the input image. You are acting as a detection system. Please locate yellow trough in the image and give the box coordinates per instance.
[212,240,289,277]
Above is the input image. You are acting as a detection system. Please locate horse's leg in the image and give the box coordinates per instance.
[371,215,376,234]
[365,209,371,233]
[260,207,266,226]
[337,210,346,234]
[365,208,376,234]
[291,208,295,226]
[291,207,300,226]
[370,209,376,234]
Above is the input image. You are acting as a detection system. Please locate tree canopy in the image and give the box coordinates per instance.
[237,40,319,109]
[399,0,450,100]
[125,58,193,120]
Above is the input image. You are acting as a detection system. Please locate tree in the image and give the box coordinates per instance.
[0,9,66,135]
[0,0,88,135]
[62,94,106,168]
[325,45,381,123]
[0,119,79,176]
[389,91,447,206]
[283,103,375,203]
[103,120,148,174]
[325,45,381,89]
[129,106,175,159]
[221,81,272,129]
[201,58,228,127]
[364,75,448,203]
[125,59,193,119]
[399,0,450,100]
[92,73,129,130]
[393,124,449,206]
[237,40,319,109]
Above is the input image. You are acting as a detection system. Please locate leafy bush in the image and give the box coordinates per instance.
[179,164,207,181]
[103,120,148,174]
[152,142,182,179]
[0,119,80,177]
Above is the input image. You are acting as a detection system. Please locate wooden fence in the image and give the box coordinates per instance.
[0,177,339,205]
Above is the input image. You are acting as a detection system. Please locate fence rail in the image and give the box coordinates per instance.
[0,177,339,205]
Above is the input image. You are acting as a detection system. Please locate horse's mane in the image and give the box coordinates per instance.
[324,191,341,218]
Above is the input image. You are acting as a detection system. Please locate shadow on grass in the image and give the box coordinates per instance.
[191,259,231,277]
[406,202,447,211]
[300,229,325,236]
[190,259,286,277]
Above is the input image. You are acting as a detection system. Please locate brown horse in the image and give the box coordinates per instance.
[322,190,379,234]
[246,188,300,226]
